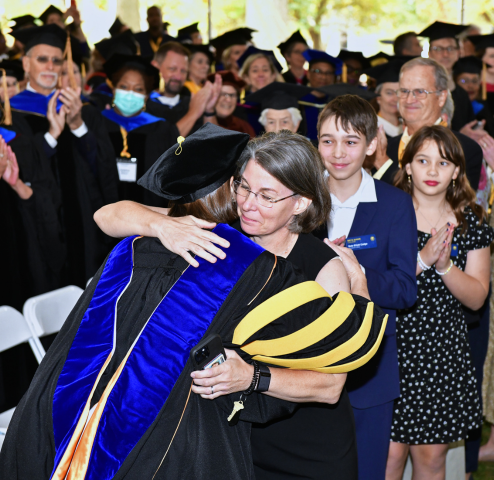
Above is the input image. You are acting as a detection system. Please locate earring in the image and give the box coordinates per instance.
[452,179,455,188]
[408,175,411,184]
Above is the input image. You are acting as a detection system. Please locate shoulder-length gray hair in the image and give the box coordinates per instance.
[237,131,331,233]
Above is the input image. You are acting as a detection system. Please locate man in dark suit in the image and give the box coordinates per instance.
[314,95,418,480]
[373,56,482,190]
[134,6,174,57]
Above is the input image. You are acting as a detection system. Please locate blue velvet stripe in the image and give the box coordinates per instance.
[10,90,63,116]
[51,236,138,478]
[0,126,16,143]
[85,224,264,480]
[101,108,165,132]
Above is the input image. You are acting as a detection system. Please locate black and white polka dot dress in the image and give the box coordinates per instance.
[391,208,494,444]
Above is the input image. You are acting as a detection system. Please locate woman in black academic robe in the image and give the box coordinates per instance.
[101,54,179,207]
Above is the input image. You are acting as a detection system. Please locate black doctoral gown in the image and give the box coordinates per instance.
[10,105,119,288]
[102,115,179,206]
[451,85,476,131]
[381,130,483,190]
[0,234,385,480]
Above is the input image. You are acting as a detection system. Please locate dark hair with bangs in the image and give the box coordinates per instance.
[394,125,485,234]
[168,181,237,224]
[237,131,331,234]
[317,95,378,144]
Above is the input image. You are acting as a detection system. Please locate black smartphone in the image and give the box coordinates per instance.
[190,334,226,370]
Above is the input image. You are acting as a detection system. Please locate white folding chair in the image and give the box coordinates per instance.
[0,306,43,450]
[23,285,84,357]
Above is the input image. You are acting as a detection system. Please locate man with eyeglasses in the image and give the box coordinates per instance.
[372,56,482,192]
[419,21,477,132]
[277,31,309,86]
[8,24,119,289]
[300,49,343,140]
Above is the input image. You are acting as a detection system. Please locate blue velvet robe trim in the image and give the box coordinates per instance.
[101,108,164,132]
[51,225,263,479]
[10,90,63,116]
[0,126,17,143]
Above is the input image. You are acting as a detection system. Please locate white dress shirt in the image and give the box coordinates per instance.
[377,115,402,138]
[327,168,378,241]
[156,94,181,107]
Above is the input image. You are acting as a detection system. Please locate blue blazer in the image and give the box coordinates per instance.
[314,180,417,408]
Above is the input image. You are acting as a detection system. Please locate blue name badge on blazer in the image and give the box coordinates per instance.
[345,234,377,251]
[450,244,459,257]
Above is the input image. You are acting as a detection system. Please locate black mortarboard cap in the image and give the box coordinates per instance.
[9,15,37,32]
[104,53,159,88]
[303,49,343,75]
[237,46,282,72]
[0,60,24,81]
[95,30,139,60]
[467,34,494,51]
[418,21,467,42]
[316,84,377,101]
[39,5,64,25]
[364,57,410,85]
[337,50,371,70]
[186,44,214,63]
[367,51,391,67]
[245,82,313,110]
[207,70,246,91]
[109,17,125,37]
[210,27,256,50]
[178,22,200,38]
[10,24,66,51]
[138,123,250,203]
[277,30,308,56]
[452,56,483,76]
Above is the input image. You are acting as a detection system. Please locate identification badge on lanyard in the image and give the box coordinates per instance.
[345,234,377,251]
[450,244,459,257]
[116,157,137,182]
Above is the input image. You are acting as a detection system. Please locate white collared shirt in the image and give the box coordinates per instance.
[327,168,377,241]
[156,94,181,107]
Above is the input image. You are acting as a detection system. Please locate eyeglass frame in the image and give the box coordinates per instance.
[430,45,459,54]
[219,92,237,100]
[457,77,480,86]
[396,88,445,99]
[309,68,335,77]
[233,180,298,208]
[30,55,64,66]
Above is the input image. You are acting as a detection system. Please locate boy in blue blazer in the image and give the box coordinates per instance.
[314,95,418,480]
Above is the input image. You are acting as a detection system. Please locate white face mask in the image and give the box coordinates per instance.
[114,89,146,117]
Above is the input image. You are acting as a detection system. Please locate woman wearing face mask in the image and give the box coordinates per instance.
[184,45,213,95]
[102,53,179,206]
[204,70,255,137]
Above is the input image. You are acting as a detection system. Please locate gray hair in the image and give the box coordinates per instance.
[400,57,449,92]
[258,107,302,128]
[441,91,455,127]
[237,131,331,233]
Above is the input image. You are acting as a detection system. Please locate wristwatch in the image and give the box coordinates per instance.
[256,364,271,392]
[203,111,216,117]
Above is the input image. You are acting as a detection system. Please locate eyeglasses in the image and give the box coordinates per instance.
[33,55,64,66]
[309,68,335,76]
[233,180,297,208]
[430,46,459,54]
[396,88,444,99]
[219,92,237,100]
[458,78,480,86]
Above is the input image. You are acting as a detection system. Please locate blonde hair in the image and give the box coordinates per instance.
[239,53,284,83]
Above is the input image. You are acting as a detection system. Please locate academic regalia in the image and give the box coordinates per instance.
[101,109,178,205]
[39,5,64,25]
[300,92,327,140]
[216,115,255,137]
[237,46,283,73]
[282,70,309,85]
[0,124,387,480]
[451,85,476,131]
[278,30,309,85]
[134,31,176,58]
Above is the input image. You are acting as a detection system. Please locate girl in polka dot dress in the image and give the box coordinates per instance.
[385,126,493,480]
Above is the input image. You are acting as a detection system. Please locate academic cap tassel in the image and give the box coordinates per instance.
[64,33,77,90]
[342,63,348,84]
[482,62,487,101]
[0,69,12,126]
